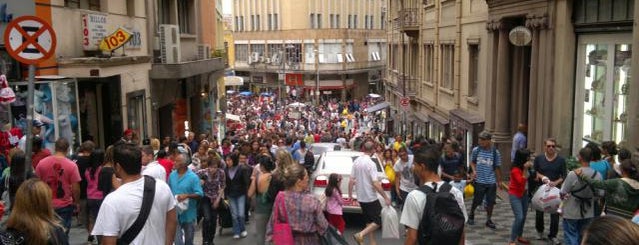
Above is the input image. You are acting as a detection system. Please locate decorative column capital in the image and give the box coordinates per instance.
[525,13,549,30]
[486,19,510,33]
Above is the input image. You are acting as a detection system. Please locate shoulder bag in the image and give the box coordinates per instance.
[117,176,156,245]
[272,191,294,245]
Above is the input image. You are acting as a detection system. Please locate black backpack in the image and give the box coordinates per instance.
[417,182,465,245]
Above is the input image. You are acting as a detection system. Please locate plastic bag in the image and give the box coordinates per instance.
[464,183,474,199]
[381,204,399,239]
[449,180,466,192]
[531,184,561,213]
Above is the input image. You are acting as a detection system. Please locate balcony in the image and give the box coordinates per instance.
[397,8,420,37]
[394,76,418,98]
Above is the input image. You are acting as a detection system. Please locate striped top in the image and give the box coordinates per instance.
[471,146,501,184]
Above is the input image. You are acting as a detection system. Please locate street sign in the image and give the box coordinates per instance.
[99,27,132,51]
[3,15,56,65]
[400,97,410,110]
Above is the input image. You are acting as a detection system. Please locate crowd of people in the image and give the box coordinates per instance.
[0,91,636,245]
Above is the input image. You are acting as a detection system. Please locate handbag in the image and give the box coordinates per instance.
[272,191,294,245]
[320,225,349,245]
[117,176,156,245]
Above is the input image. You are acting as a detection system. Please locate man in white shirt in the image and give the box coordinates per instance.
[92,143,177,245]
[394,147,418,209]
[141,145,166,182]
[348,141,391,245]
[400,146,467,245]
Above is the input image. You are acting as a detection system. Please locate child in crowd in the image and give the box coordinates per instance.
[324,173,345,234]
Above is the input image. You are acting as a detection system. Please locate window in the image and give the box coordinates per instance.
[317,43,342,63]
[158,0,171,24]
[348,15,352,28]
[391,44,398,69]
[235,17,240,31]
[235,44,249,62]
[268,44,282,61]
[468,44,479,97]
[256,15,261,31]
[89,0,100,11]
[240,16,245,31]
[286,44,302,65]
[317,14,322,29]
[440,44,455,89]
[126,0,135,16]
[251,15,255,31]
[251,44,265,56]
[65,0,80,8]
[370,15,374,29]
[381,13,385,30]
[424,44,434,83]
[65,0,100,10]
[354,15,358,28]
[268,14,272,30]
[336,15,340,28]
[274,14,279,30]
[310,14,316,28]
[178,0,193,34]
[364,15,369,29]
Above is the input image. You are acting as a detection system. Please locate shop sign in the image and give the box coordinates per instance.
[285,73,303,86]
[124,26,142,50]
[99,27,132,51]
[82,13,108,51]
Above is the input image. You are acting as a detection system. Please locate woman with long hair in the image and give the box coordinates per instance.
[7,149,33,212]
[224,153,251,239]
[197,157,226,245]
[99,146,120,195]
[266,164,328,244]
[324,173,345,234]
[247,155,276,245]
[508,149,533,245]
[85,148,105,243]
[6,178,68,244]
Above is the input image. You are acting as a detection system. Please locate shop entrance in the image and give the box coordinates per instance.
[78,76,122,148]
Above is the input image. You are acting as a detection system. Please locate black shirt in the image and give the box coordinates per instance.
[73,155,91,199]
[533,155,567,182]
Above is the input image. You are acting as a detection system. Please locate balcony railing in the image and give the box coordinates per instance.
[398,8,420,31]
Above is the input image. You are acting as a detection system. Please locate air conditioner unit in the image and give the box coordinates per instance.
[159,24,181,64]
[197,44,211,60]
[336,53,344,63]
[264,58,271,64]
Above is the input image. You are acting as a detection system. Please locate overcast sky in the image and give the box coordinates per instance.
[223,0,232,15]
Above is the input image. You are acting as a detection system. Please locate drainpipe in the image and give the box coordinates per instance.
[454,0,462,108]
[434,0,440,107]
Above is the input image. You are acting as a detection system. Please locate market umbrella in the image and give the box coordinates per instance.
[226,90,236,94]
[239,91,253,96]
[260,92,273,97]
[288,102,307,108]
[368,93,381,98]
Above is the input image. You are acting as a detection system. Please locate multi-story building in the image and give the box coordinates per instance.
[386,0,488,159]
[148,0,226,138]
[0,0,225,149]
[231,0,387,102]
[389,0,639,168]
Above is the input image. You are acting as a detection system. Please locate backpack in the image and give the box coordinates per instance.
[570,170,598,218]
[417,182,465,245]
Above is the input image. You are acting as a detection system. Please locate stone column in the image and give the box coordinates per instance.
[628,1,639,152]
[493,21,511,141]
[484,19,501,133]
[525,14,548,153]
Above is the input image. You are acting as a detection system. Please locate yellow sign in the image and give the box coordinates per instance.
[99,27,132,51]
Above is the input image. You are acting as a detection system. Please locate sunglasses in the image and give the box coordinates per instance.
[546,145,556,148]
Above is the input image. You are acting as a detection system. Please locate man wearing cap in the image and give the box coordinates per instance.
[18,119,44,151]
[120,129,134,144]
[467,131,504,230]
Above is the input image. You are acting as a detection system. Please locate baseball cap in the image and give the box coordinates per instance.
[478,131,492,140]
[32,120,44,127]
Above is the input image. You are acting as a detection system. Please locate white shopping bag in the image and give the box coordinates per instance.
[531,184,561,213]
[381,204,400,239]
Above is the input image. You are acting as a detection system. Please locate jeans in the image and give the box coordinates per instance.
[509,194,529,242]
[200,197,218,244]
[536,211,560,238]
[563,218,592,245]
[229,195,247,235]
[175,221,196,245]
[55,205,75,235]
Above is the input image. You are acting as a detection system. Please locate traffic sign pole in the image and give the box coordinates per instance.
[24,65,35,178]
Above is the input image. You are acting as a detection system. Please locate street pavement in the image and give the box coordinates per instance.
[69,197,563,245]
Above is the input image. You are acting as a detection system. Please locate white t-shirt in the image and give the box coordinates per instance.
[92,177,177,244]
[394,155,418,192]
[399,181,468,230]
[142,161,167,182]
[351,154,379,203]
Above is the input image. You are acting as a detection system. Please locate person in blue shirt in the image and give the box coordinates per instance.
[168,154,203,245]
[467,131,504,230]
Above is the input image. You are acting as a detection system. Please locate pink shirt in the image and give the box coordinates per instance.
[325,187,344,215]
[85,167,103,200]
[35,155,81,208]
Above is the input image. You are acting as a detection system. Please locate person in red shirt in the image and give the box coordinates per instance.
[31,136,51,169]
[156,149,174,179]
[508,149,533,245]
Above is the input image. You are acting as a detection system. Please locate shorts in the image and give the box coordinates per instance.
[473,183,497,206]
[359,201,382,226]
[87,199,103,222]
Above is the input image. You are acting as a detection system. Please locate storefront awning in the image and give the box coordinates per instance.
[365,102,390,113]
[414,111,429,123]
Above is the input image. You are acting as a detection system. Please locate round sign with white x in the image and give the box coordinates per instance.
[3,16,57,65]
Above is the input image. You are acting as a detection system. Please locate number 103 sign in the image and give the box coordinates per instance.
[99,27,132,51]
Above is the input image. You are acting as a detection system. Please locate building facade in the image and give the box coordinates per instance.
[0,0,225,150]
[389,0,639,170]
[386,0,488,160]
[232,0,387,102]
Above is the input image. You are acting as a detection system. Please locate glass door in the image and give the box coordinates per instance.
[574,34,631,151]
